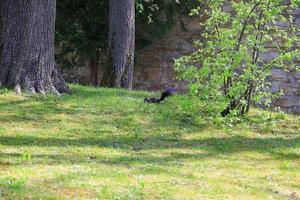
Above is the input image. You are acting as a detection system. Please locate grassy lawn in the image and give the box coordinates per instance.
[0,85,299,200]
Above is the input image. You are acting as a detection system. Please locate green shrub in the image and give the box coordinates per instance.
[175,0,300,116]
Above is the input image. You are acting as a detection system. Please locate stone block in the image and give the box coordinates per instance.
[262,52,279,63]
[271,69,288,80]
[278,97,300,107]
[178,41,195,54]
[295,17,300,28]
[222,4,233,13]
[181,17,203,33]
[287,74,298,86]
[275,21,289,29]
[295,71,300,79]
[292,8,300,16]
[282,82,296,95]
[271,80,283,92]
[164,51,182,62]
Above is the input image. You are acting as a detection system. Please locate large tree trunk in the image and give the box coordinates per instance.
[0,0,70,95]
[0,0,3,70]
[101,0,135,90]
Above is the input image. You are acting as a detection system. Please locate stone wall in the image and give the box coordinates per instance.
[133,16,199,91]
[61,14,300,114]
[265,8,300,113]
[271,69,300,113]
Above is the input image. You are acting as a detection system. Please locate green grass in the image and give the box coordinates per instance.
[0,85,299,200]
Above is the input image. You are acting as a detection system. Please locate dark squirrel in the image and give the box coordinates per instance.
[144,87,176,103]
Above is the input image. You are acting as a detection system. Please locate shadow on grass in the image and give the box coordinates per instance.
[0,135,299,161]
[0,151,212,168]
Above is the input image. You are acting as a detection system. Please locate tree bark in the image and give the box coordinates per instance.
[101,0,135,90]
[0,0,70,95]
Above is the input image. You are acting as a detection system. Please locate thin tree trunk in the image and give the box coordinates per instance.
[101,0,135,90]
[0,0,70,94]
[88,57,99,87]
